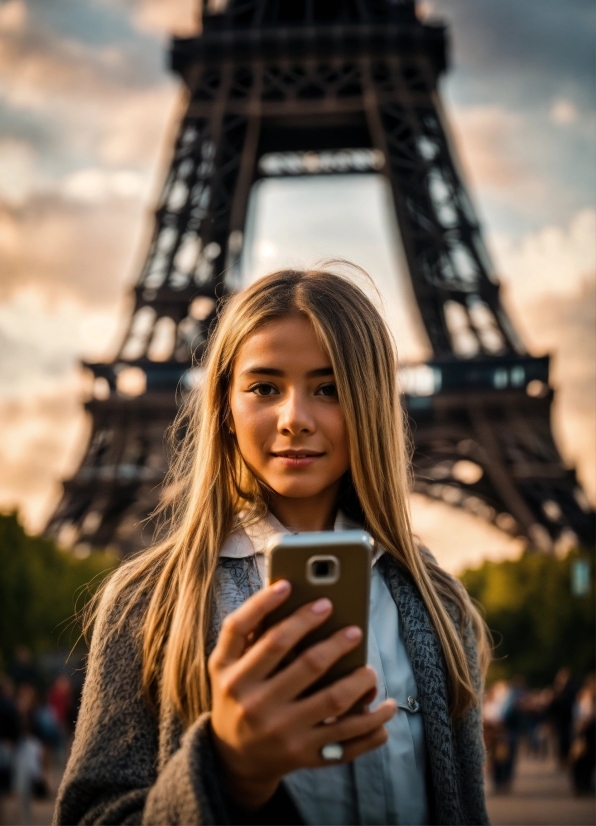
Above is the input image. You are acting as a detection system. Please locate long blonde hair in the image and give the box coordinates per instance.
[88,267,490,725]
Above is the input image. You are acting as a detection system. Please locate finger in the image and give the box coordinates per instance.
[264,625,364,703]
[296,665,379,726]
[315,699,397,747]
[232,597,335,683]
[211,580,291,666]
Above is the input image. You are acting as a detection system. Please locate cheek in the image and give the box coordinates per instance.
[325,409,350,464]
[230,398,274,457]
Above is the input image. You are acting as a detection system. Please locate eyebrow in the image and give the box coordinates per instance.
[240,366,334,379]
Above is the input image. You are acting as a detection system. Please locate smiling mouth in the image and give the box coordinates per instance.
[271,450,324,458]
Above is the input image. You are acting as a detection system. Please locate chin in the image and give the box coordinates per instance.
[269,479,330,499]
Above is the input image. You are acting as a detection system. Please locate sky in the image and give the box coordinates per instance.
[0,0,594,573]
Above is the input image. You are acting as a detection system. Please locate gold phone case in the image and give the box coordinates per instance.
[264,530,372,705]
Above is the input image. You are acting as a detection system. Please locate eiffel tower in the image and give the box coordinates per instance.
[47,0,594,556]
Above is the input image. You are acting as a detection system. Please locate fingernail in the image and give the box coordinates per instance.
[344,626,362,641]
[311,598,332,615]
[273,580,290,595]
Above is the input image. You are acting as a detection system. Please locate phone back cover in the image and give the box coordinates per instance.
[264,532,371,696]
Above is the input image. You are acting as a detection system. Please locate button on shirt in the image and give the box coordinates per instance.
[219,512,429,826]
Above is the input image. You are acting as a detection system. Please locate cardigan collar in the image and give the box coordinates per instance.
[219,511,384,583]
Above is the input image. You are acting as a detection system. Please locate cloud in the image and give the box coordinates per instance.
[550,98,579,126]
[0,0,185,533]
[0,0,180,193]
[0,286,125,533]
[450,105,531,189]
[0,42,179,170]
[0,138,48,205]
[61,167,147,203]
[129,0,199,36]
[489,210,596,504]
[0,290,123,392]
[0,383,89,532]
[433,0,595,110]
[0,286,126,532]
[511,280,596,505]
[0,194,148,306]
[494,208,596,302]
[0,0,27,32]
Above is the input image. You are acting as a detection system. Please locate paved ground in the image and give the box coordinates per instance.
[487,753,595,826]
[0,752,594,824]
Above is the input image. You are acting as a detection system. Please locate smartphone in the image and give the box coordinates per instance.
[264,530,373,708]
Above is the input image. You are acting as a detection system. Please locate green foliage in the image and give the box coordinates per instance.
[0,512,118,667]
[461,549,595,686]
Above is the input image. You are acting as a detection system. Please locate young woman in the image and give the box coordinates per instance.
[54,268,490,825]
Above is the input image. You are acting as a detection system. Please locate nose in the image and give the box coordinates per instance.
[277,389,315,436]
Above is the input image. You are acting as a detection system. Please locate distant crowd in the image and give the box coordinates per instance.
[483,667,595,795]
[0,647,82,824]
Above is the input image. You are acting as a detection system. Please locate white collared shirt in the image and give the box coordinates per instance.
[219,511,429,825]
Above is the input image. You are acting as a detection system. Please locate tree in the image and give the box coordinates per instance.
[461,549,595,686]
[0,512,118,669]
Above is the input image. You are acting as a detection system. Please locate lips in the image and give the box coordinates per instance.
[271,450,324,458]
[271,449,324,467]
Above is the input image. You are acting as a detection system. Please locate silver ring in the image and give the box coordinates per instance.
[321,742,344,762]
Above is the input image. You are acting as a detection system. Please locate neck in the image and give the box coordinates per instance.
[269,484,340,532]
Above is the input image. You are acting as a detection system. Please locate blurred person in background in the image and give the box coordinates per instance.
[483,681,515,792]
[0,675,20,820]
[47,675,75,768]
[569,674,595,795]
[548,667,579,767]
[9,648,40,692]
[524,687,552,760]
[13,682,49,823]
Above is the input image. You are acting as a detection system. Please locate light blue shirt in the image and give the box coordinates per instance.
[219,512,429,825]
[284,559,428,825]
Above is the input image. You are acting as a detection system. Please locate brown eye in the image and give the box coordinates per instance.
[251,382,278,397]
[317,383,338,398]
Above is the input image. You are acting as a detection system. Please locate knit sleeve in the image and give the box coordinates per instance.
[52,579,300,825]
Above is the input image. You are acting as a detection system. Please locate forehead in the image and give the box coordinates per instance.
[234,314,331,370]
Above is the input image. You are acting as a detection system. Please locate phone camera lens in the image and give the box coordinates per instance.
[314,561,330,578]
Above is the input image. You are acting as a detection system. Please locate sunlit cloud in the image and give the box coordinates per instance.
[62,167,148,203]
[0,195,146,305]
[130,0,198,36]
[491,210,596,504]
[550,98,579,126]
[449,103,548,220]
[0,0,26,33]
[0,139,49,205]
[0,383,89,532]
[494,208,596,301]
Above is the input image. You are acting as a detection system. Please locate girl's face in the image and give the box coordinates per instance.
[229,314,350,507]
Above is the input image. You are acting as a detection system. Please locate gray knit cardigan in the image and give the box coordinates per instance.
[54,554,489,825]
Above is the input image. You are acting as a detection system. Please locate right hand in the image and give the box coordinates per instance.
[208,580,397,809]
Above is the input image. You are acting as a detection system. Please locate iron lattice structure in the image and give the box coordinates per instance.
[47,0,594,555]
